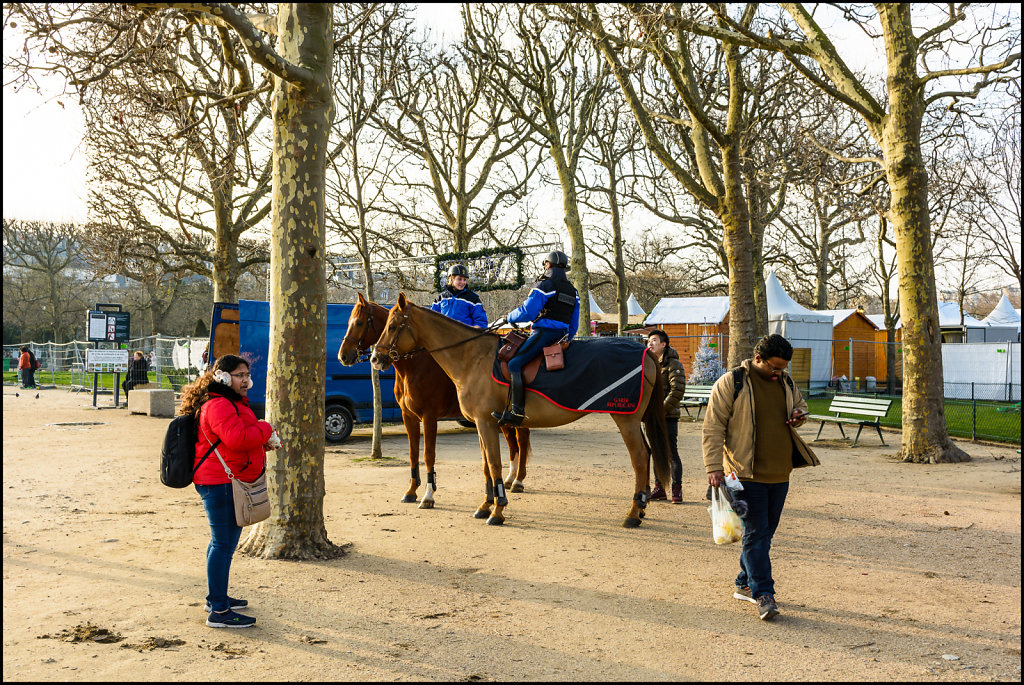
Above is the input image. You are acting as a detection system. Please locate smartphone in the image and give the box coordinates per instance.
[786,410,809,425]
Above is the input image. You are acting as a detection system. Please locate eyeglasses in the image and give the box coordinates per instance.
[230,372,252,380]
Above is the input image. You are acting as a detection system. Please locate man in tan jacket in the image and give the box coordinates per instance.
[703,334,819,620]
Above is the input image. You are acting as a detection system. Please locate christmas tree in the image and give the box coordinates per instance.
[690,337,724,385]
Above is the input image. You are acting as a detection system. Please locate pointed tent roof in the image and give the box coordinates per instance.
[626,293,646,316]
[818,308,881,330]
[588,292,604,315]
[936,301,985,327]
[982,294,1021,330]
[765,271,832,323]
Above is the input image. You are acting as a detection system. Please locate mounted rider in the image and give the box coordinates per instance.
[493,250,580,426]
[431,264,488,328]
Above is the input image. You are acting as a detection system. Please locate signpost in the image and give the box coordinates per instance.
[86,304,130,408]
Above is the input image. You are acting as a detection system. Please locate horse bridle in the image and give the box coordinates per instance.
[378,311,506,362]
[341,310,381,363]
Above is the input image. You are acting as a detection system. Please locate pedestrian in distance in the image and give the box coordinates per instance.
[431,264,488,328]
[702,334,820,621]
[178,354,281,629]
[646,330,686,503]
[493,250,579,426]
[18,346,38,389]
[121,350,150,400]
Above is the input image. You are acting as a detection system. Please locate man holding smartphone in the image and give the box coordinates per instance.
[702,334,820,620]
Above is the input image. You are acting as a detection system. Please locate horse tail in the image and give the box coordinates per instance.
[642,351,672,489]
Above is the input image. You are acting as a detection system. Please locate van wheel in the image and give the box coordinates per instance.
[325,404,354,443]
[456,418,476,429]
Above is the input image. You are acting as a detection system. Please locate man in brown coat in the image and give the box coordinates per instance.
[703,334,819,621]
[647,330,686,503]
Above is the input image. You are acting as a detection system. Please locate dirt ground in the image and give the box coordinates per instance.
[2,386,1021,681]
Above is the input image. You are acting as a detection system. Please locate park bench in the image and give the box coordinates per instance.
[679,385,714,419]
[809,394,894,446]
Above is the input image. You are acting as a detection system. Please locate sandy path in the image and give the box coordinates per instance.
[2,387,1021,681]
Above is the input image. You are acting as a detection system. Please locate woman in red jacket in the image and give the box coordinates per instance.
[179,354,279,629]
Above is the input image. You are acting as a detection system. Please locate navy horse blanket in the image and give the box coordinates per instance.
[491,337,650,414]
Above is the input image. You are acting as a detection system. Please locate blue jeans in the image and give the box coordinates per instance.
[733,481,789,599]
[196,483,242,612]
[507,328,565,374]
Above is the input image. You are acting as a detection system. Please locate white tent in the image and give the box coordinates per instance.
[626,293,646,317]
[588,292,604,316]
[644,296,729,326]
[765,272,833,386]
[936,301,1015,342]
[981,294,1021,340]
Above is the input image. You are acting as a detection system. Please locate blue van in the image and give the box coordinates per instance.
[208,300,400,443]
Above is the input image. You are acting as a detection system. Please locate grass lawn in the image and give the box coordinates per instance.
[3,371,195,393]
[804,395,1020,444]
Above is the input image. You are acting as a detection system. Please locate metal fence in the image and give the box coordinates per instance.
[3,336,207,392]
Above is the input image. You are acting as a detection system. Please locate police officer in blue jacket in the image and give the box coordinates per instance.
[432,264,488,328]
[493,250,580,426]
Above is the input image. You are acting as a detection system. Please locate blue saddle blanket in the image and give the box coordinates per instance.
[491,337,650,414]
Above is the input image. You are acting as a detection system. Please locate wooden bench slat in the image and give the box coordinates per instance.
[813,395,894,446]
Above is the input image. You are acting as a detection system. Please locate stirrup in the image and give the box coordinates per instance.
[492,407,525,426]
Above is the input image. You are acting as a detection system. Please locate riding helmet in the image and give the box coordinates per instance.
[545,250,570,270]
[447,264,468,278]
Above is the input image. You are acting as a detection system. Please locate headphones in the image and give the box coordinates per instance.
[214,370,233,385]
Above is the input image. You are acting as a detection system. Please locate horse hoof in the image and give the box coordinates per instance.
[401,494,417,503]
[623,517,643,528]
[639,509,646,518]
[473,510,490,519]
[510,483,524,493]
[418,500,434,509]
[486,517,504,526]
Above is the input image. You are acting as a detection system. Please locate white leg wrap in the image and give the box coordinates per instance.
[421,483,435,502]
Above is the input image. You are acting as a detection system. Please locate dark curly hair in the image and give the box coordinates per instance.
[753,334,794,362]
[178,354,250,416]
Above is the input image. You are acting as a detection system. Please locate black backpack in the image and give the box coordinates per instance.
[730,366,793,400]
[160,403,236,488]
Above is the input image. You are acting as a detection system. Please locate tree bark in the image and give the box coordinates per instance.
[551,145,592,334]
[238,4,346,559]
[877,5,968,464]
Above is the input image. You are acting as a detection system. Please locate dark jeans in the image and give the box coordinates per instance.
[21,368,35,388]
[666,418,681,485]
[507,328,565,374]
[733,480,789,599]
[196,483,242,613]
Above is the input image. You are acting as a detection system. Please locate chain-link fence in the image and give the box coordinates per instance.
[3,336,207,393]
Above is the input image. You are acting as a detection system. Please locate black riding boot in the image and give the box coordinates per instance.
[492,371,525,426]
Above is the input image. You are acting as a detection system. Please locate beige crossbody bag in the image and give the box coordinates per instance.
[202,427,271,527]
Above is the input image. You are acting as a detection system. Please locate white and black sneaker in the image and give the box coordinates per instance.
[206,609,256,628]
[733,585,757,603]
[756,594,779,621]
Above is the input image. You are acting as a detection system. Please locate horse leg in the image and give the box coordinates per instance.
[613,413,650,528]
[419,415,438,509]
[478,421,507,525]
[501,424,520,491]
[513,427,530,492]
[401,412,421,504]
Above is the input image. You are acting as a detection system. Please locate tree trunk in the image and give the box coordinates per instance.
[238,4,345,559]
[721,149,757,366]
[551,145,591,336]
[609,170,628,335]
[745,179,769,336]
[878,5,968,464]
[353,138,383,460]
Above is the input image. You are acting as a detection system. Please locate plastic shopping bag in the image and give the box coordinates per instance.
[708,485,744,545]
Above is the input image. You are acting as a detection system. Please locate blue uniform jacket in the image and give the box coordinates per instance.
[508,284,581,337]
[431,286,488,327]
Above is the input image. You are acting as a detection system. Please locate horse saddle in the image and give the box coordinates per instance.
[496,331,569,384]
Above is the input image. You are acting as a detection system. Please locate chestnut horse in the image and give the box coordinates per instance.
[370,293,671,528]
[339,293,531,509]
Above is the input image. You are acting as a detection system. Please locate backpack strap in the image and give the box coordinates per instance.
[193,399,241,476]
[731,367,744,401]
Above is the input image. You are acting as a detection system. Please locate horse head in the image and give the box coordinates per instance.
[339,292,380,366]
[370,292,419,371]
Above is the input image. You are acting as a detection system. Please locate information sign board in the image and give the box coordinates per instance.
[87,310,131,342]
[86,349,130,373]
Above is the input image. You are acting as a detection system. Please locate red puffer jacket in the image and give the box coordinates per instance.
[193,385,273,485]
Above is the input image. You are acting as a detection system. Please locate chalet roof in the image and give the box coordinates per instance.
[818,308,880,330]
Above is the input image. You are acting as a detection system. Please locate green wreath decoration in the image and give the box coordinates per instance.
[434,246,526,293]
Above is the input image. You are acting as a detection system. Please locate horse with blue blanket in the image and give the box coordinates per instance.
[370,293,672,529]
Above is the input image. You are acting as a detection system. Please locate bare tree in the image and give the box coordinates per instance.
[2,218,89,342]
[465,4,609,332]
[372,32,542,255]
[669,3,1019,462]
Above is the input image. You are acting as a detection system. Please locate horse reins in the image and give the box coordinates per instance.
[381,313,507,362]
[341,311,379,363]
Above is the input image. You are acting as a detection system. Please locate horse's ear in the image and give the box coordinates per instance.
[397,292,408,309]
[357,292,367,306]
